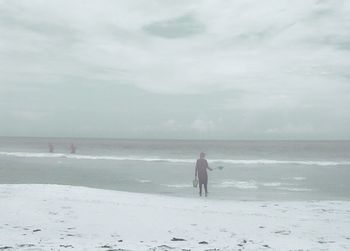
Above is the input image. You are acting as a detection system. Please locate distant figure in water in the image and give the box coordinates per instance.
[195,152,212,197]
[48,143,54,153]
[70,143,76,154]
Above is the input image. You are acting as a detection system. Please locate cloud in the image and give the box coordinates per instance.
[143,14,205,38]
[190,118,215,133]
[266,124,315,134]
[1,0,349,95]
[11,110,47,121]
[163,119,183,131]
[0,0,349,139]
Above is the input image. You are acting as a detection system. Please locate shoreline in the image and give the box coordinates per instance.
[1,184,350,250]
[3,182,350,202]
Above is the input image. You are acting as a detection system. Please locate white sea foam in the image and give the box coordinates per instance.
[293,177,307,181]
[162,184,193,188]
[213,180,258,189]
[0,151,349,166]
[278,187,314,192]
[261,182,282,187]
[281,177,307,181]
[135,179,152,183]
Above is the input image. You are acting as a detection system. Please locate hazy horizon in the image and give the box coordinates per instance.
[1,0,349,140]
[1,135,350,142]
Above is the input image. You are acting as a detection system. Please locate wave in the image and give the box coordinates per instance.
[0,151,349,166]
[261,182,282,187]
[292,177,307,181]
[161,184,193,188]
[277,187,314,192]
[135,179,152,183]
[212,180,313,191]
[281,177,307,181]
[213,180,258,189]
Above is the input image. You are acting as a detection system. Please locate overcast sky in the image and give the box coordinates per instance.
[0,0,349,140]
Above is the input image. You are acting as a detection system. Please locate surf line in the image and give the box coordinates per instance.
[0,151,349,166]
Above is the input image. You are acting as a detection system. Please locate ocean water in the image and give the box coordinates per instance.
[0,137,349,200]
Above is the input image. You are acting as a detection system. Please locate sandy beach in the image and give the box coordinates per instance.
[1,184,350,250]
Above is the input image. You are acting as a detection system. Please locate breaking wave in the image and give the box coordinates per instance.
[213,180,258,189]
[162,184,193,188]
[277,187,314,192]
[0,151,349,166]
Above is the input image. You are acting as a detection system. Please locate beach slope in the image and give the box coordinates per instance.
[0,184,350,250]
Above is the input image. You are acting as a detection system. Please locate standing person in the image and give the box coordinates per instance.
[48,143,54,153]
[195,152,212,197]
[70,143,76,154]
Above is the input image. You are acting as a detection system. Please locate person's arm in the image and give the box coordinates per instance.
[206,159,213,171]
[195,160,198,179]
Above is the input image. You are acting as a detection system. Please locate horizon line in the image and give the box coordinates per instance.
[0,135,349,142]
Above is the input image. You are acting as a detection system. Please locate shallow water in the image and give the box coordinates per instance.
[0,137,349,200]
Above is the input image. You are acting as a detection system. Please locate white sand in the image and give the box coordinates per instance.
[0,184,350,250]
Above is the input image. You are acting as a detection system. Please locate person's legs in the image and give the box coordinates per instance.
[204,181,208,196]
[199,182,203,196]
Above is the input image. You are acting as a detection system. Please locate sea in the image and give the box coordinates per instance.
[0,137,349,201]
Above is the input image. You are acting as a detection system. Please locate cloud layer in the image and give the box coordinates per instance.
[0,0,349,139]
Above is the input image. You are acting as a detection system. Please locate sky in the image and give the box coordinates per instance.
[0,0,349,140]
